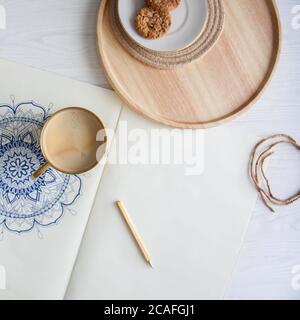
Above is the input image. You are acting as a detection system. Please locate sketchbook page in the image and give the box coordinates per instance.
[66,107,258,300]
[0,59,122,300]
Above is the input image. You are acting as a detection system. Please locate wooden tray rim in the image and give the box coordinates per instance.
[97,0,282,129]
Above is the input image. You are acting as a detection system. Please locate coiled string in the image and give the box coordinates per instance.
[249,134,300,212]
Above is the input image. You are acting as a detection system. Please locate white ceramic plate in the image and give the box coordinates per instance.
[117,0,208,52]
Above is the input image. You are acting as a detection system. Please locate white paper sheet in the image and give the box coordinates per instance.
[66,108,258,300]
[0,59,259,300]
[0,59,122,300]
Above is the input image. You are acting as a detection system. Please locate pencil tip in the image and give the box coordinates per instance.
[115,200,122,208]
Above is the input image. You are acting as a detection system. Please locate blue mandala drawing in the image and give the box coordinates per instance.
[0,98,82,234]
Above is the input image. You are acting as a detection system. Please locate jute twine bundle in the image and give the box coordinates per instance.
[109,0,225,69]
[250,134,300,212]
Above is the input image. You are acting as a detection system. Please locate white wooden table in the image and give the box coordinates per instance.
[0,0,299,300]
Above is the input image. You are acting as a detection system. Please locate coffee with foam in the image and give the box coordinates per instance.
[41,108,106,174]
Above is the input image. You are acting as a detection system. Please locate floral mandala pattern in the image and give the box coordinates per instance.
[0,99,82,234]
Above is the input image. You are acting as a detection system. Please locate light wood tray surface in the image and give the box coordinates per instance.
[97,0,281,129]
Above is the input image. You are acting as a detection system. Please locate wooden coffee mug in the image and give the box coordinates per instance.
[32,107,107,179]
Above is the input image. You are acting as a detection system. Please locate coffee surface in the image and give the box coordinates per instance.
[42,108,105,173]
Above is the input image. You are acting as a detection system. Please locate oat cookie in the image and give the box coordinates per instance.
[146,0,181,11]
[135,7,171,39]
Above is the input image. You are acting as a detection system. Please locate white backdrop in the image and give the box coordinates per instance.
[0,0,299,299]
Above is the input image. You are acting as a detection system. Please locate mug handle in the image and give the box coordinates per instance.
[32,162,50,180]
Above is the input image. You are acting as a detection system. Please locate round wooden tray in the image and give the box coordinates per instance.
[97,0,281,129]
